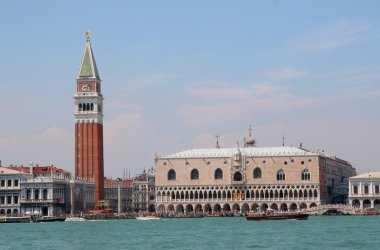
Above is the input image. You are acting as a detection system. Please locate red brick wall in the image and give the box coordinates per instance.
[75,122,104,204]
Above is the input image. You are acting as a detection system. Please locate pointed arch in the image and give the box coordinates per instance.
[191,168,199,180]
[168,169,176,180]
[253,167,262,179]
[234,171,242,181]
[276,169,286,180]
[301,169,311,180]
[214,168,223,179]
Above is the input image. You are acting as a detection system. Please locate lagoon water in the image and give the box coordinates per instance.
[2,216,379,250]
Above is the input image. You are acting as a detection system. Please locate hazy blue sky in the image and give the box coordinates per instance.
[1,1,379,177]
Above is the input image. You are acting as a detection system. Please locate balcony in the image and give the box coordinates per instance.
[20,198,63,204]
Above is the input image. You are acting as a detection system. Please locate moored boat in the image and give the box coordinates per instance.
[246,212,309,221]
[38,216,66,222]
[136,215,160,220]
[65,217,87,222]
[0,216,31,223]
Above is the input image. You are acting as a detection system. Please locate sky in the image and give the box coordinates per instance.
[0,1,379,177]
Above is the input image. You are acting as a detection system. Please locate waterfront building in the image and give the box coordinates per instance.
[7,164,95,216]
[0,167,28,215]
[132,169,156,212]
[74,32,104,205]
[104,178,133,213]
[155,128,356,214]
[348,172,380,210]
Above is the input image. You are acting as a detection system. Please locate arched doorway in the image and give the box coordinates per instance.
[186,204,194,213]
[363,199,371,209]
[261,203,268,211]
[204,204,212,214]
[232,203,240,212]
[223,203,231,211]
[299,203,307,210]
[290,203,297,211]
[195,204,203,213]
[241,203,249,214]
[280,203,288,211]
[374,200,380,211]
[310,203,317,208]
[251,203,259,212]
[158,205,165,213]
[167,204,175,212]
[352,199,360,207]
[176,204,184,213]
[270,203,278,211]
[149,205,155,212]
[214,204,221,213]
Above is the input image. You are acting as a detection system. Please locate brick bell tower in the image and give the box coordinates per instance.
[74,31,104,206]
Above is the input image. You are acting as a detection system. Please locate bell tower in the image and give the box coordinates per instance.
[74,32,104,205]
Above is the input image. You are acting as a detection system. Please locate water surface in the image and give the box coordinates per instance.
[2,216,378,249]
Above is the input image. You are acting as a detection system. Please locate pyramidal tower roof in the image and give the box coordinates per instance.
[78,31,100,79]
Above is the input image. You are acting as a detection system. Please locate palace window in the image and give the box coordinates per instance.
[375,185,380,194]
[301,169,311,180]
[364,185,369,194]
[277,170,286,181]
[167,169,176,180]
[353,186,358,194]
[214,168,223,179]
[191,169,199,180]
[233,172,242,181]
[26,189,31,199]
[253,167,262,179]
[14,180,18,187]
[7,180,12,187]
[43,189,48,200]
[1,180,4,187]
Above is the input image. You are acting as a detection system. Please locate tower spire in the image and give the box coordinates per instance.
[78,31,100,79]
[86,30,90,41]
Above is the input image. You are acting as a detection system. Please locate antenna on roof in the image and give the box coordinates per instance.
[282,135,286,147]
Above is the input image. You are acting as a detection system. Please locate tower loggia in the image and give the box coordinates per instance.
[74,32,104,205]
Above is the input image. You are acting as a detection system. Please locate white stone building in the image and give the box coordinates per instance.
[0,167,29,215]
[348,172,380,210]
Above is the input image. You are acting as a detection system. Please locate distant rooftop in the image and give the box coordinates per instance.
[158,146,318,159]
[0,166,24,174]
[7,165,69,175]
[350,172,380,179]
